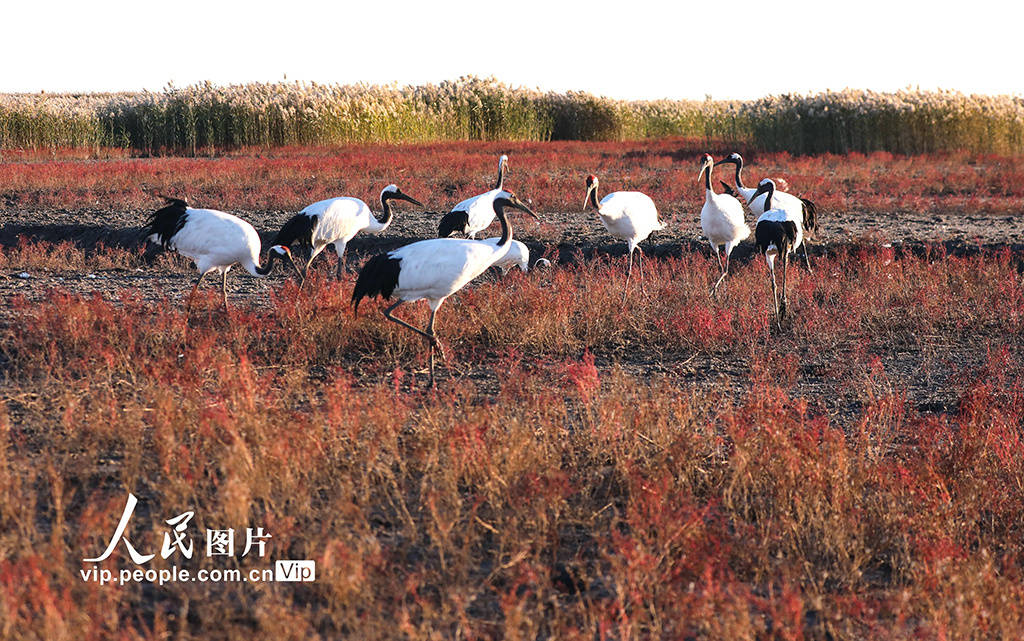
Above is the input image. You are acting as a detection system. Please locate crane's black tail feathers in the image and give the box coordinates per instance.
[800,198,819,236]
[351,253,401,314]
[719,181,739,198]
[437,210,469,238]
[755,220,799,257]
[143,198,189,248]
[271,213,317,250]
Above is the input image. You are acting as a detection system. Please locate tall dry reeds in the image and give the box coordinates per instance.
[3,78,1022,155]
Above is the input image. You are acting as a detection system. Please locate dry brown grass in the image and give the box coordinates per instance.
[1,243,1022,639]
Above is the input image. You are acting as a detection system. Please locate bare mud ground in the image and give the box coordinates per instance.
[2,205,1022,428]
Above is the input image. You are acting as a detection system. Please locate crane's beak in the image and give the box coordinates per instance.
[583,185,595,210]
[284,250,305,284]
[272,246,305,284]
[511,199,539,221]
[752,183,770,199]
[396,191,423,207]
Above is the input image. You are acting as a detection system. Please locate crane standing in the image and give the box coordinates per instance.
[353,190,538,385]
[437,154,509,238]
[583,174,664,301]
[271,184,422,279]
[143,197,302,312]
[698,154,750,295]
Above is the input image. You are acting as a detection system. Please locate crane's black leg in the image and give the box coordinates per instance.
[221,270,230,312]
[383,300,434,341]
[768,257,780,329]
[426,307,445,361]
[637,246,647,295]
[802,243,813,273]
[711,248,729,296]
[186,272,206,318]
[425,307,447,386]
[709,243,723,271]
[622,249,634,303]
[709,244,725,296]
[335,242,347,280]
[780,252,790,324]
[383,301,445,385]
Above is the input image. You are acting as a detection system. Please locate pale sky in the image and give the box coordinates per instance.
[3,0,1019,100]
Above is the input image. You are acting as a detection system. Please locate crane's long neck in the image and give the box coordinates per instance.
[493,158,506,190]
[763,185,774,211]
[588,186,601,213]
[734,161,746,190]
[367,195,395,232]
[495,203,512,247]
[703,163,713,193]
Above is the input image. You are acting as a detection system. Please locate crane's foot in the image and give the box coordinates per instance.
[430,336,448,362]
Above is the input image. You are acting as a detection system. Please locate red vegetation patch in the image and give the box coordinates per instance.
[0,242,1022,638]
[3,141,1024,217]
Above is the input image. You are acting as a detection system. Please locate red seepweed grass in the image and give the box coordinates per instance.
[0,242,1022,639]
[3,141,1024,217]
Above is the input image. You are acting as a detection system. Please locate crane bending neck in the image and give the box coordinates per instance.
[587,186,601,212]
[370,194,397,232]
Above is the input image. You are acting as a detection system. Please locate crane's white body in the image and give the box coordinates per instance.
[594,191,664,251]
[701,189,750,261]
[151,208,266,278]
[300,196,391,264]
[479,237,529,273]
[584,176,663,301]
[733,184,757,202]
[145,203,298,311]
[699,154,751,295]
[722,152,816,272]
[451,190,502,239]
[387,238,512,310]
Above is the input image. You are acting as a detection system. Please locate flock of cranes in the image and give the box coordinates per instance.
[699,153,819,323]
[142,152,818,383]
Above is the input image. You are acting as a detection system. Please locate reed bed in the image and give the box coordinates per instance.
[2,78,1022,155]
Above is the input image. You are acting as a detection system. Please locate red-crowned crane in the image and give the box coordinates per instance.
[353,190,538,385]
[271,184,422,279]
[437,154,509,238]
[699,154,750,295]
[752,179,802,327]
[716,152,818,271]
[584,174,664,301]
[143,197,302,312]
